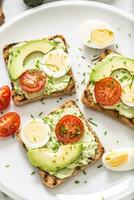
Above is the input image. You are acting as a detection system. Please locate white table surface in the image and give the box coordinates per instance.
[0,0,134,200]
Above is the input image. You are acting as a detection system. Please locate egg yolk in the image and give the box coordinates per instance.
[91,29,114,47]
[45,52,68,72]
[105,152,128,167]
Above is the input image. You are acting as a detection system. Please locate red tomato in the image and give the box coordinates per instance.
[0,112,20,137]
[55,115,84,144]
[94,77,122,106]
[20,70,46,93]
[0,85,11,110]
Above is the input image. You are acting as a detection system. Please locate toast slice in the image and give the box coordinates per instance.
[17,100,104,188]
[82,50,134,128]
[3,35,75,106]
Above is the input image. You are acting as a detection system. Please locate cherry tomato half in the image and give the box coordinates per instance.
[55,115,84,144]
[0,112,20,137]
[94,77,122,106]
[0,85,11,110]
[20,70,46,93]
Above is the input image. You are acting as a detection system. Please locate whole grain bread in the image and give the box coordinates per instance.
[17,100,104,188]
[3,35,76,106]
[82,50,134,129]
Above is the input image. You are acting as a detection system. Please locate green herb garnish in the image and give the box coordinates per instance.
[5,164,10,168]
[38,112,43,116]
[97,164,102,168]
[104,131,107,135]
[31,171,35,175]
[82,170,86,175]
[87,118,98,127]
[75,180,80,184]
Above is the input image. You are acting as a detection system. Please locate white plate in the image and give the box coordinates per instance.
[0,1,134,200]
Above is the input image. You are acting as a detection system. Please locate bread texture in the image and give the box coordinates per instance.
[3,35,76,106]
[17,100,104,188]
[82,50,134,129]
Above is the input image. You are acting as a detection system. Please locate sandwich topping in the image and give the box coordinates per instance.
[89,53,134,118]
[7,38,71,100]
[21,104,98,179]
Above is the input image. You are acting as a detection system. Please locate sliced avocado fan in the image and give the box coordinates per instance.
[8,39,56,80]
[27,144,83,171]
[90,54,134,82]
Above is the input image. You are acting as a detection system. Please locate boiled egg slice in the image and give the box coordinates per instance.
[121,82,134,107]
[42,49,71,78]
[20,118,51,149]
[80,19,115,49]
[102,148,134,171]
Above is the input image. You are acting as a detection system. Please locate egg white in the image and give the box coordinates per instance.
[42,49,71,78]
[20,118,51,149]
[80,19,115,49]
[102,148,134,171]
[121,84,134,107]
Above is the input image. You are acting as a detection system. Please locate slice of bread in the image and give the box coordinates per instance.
[17,100,104,188]
[82,50,134,129]
[3,35,75,106]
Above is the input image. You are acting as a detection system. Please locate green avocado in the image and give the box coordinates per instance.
[8,39,55,80]
[90,54,134,82]
[27,144,83,171]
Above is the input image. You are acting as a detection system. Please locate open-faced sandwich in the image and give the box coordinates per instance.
[82,51,134,128]
[17,100,104,188]
[3,35,75,106]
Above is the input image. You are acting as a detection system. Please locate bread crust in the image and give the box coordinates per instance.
[82,83,134,128]
[16,100,104,188]
[3,35,76,106]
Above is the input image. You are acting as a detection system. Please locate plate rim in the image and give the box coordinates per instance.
[0,1,134,200]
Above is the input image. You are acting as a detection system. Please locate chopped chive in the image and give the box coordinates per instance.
[30,114,34,118]
[116,140,119,143]
[117,27,120,31]
[81,78,86,85]
[31,171,35,175]
[82,170,86,175]
[59,97,63,100]
[81,56,86,59]
[87,118,98,127]
[115,44,119,49]
[38,112,43,116]
[88,117,93,121]
[97,164,102,168]
[104,131,107,135]
[128,33,131,37]
[78,47,82,51]
[84,181,87,183]
[93,54,98,58]
[74,180,80,184]
[40,100,45,105]
[5,164,10,168]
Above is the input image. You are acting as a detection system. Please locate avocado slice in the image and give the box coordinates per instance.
[27,144,83,171]
[90,54,134,82]
[8,40,55,80]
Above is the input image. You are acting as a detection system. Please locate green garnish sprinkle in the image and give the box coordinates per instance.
[87,118,98,127]
[5,164,10,168]
[97,164,102,168]
[75,180,80,184]
[31,171,35,175]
